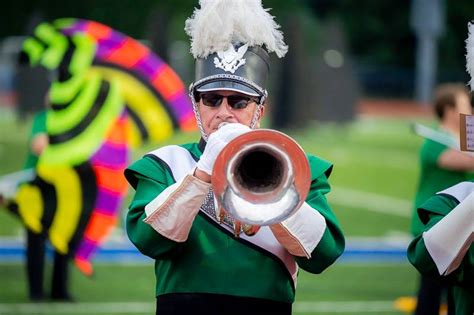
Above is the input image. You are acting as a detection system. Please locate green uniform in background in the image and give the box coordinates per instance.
[408,182,474,315]
[125,142,344,304]
[24,111,47,169]
[412,134,469,236]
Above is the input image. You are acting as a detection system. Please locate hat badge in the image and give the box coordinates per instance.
[213,44,248,73]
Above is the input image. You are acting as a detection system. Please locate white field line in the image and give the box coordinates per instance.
[295,301,396,313]
[329,186,412,218]
[0,301,397,314]
[0,302,154,314]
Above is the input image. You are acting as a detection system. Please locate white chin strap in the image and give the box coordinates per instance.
[249,104,263,129]
[191,95,208,141]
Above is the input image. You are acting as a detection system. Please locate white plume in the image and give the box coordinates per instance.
[185,0,288,59]
[466,22,474,91]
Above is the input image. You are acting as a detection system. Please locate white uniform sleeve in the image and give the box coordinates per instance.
[423,191,474,275]
[270,202,327,258]
[143,174,211,242]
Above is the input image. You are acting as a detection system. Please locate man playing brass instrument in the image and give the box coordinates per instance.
[125,1,344,314]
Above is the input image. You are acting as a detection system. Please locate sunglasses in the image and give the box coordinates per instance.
[195,93,260,109]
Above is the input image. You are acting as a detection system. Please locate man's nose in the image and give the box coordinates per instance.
[215,98,234,117]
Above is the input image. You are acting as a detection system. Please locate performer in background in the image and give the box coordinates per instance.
[22,110,72,301]
[411,83,474,315]
[408,22,474,315]
[124,1,345,314]
[408,181,473,314]
[2,17,195,302]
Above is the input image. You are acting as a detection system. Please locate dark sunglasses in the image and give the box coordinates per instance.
[195,93,259,109]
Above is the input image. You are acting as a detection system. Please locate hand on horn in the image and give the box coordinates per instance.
[238,222,261,237]
[215,206,261,237]
[196,123,251,176]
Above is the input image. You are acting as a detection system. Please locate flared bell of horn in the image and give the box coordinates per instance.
[212,129,311,226]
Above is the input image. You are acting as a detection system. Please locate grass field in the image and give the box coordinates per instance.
[0,114,431,314]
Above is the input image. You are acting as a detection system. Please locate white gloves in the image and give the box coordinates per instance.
[196,123,251,175]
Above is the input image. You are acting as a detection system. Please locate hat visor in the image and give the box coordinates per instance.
[195,81,260,97]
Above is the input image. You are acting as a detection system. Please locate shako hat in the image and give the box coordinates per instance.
[186,0,288,103]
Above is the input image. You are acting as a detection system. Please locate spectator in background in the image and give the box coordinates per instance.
[411,83,474,314]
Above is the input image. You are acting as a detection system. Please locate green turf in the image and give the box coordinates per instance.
[0,117,32,235]
[296,263,417,301]
[330,205,409,237]
[0,118,31,174]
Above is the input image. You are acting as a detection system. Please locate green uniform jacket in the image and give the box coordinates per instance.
[125,141,345,303]
[408,182,474,314]
[411,136,469,236]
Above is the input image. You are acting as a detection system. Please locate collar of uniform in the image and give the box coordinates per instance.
[198,138,206,153]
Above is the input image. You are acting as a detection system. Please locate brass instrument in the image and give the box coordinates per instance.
[212,129,311,234]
